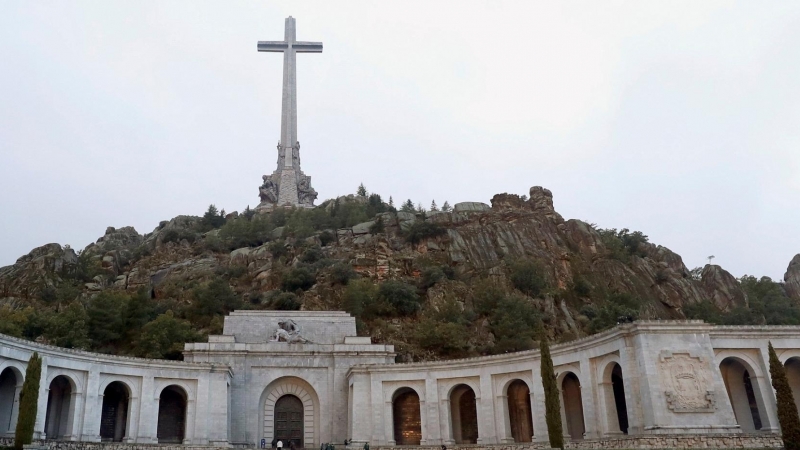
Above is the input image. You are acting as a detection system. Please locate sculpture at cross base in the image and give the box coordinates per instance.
[255,17,321,211]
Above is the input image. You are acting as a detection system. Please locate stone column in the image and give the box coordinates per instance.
[82,370,100,441]
[125,394,140,443]
[183,398,197,445]
[383,400,395,445]
[65,389,84,441]
[439,398,454,445]
[756,345,780,432]
[530,366,549,444]
[369,378,385,445]
[580,358,600,439]
[34,361,48,440]
[424,377,441,445]
[619,339,643,435]
[494,392,513,443]
[136,376,157,443]
[476,372,496,444]
[347,374,372,445]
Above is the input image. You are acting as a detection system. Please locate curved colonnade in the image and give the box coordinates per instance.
[0,333,231,445]
[3,318,800,448]
[346,322,800,446]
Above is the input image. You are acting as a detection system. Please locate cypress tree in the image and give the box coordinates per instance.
[14,352,42,450]
[769,342,800,450]
[540,334,564,449]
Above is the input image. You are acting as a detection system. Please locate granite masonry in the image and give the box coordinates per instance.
[2,313,800,449]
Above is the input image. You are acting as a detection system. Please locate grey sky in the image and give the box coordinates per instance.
[1,1,799,279]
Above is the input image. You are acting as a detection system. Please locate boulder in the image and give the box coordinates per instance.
[453,202,490,213]
[785,254,800,300]
[491,193,528,210]
[352,221,375,235]
[700,265,747,311]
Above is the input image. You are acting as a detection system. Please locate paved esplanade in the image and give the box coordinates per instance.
[256,16,319,208]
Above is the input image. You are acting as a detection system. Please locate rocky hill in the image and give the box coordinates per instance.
[2,186,798,362]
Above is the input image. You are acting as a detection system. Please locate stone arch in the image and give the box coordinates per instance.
[100,381,130,442]
[448,384,478,444]
[559,371,585,441]
[719,356,765,432]
[600,360,628,435]
[0,366,23,436]
[392,387,422,446]
[785,357,800,413]
[157,385,187,443]
[261,377,319,449]
[505,379,533,443]
[45,375,77,440]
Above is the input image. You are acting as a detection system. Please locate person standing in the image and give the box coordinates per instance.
[272,438,277,449]
[277,440,283,450]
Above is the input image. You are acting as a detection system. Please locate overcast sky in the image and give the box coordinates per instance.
[1,1,799,279]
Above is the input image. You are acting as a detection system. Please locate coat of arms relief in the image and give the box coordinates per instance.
[659,351,716,412]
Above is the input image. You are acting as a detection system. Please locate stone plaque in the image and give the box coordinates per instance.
[659,351,716,412]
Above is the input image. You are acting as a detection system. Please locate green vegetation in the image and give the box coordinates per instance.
[509,259,549,297]
[581,293,642,333]
[136,311,198,360]
[199,204,226,231]
[540,334,564,450]
[686,275,800,326]
[403,222,446,245]
[769,342,800,450]
[378,280,421,316]
[14,352,41,450]
[597,227,649,262]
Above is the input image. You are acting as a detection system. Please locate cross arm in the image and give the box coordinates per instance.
[258,41,289,52]
[293,41,323,53]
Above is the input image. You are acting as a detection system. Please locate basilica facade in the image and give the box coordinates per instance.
[1,311,800,449]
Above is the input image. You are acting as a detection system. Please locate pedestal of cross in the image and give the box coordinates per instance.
[256,16,320,210]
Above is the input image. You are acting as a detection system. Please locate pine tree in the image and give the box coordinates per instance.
[441,201,451,212]
[430,200,438,211]
[389,196,394,208]
[416,202,424,213]
[357,183,367,196]
[401,199,415,212]
[540,334,564,449]
[769,342,800,450]
[14,352,42,450]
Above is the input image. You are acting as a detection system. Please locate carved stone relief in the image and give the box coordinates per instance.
[659,350,716,412]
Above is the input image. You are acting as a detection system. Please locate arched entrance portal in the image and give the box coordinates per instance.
[449,384,478,444]
[392,388,421,445]
[45,375,74,439]
[274,395,304,448]
[720,357,763,432]
[507,380,533,443]
[100,382,129,442]
[785,358,800,413]
[562,373,585,441]
[602,363,629,435]
[157,385,187,443]
[0,368,21,435]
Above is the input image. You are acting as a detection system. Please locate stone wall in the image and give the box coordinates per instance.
[373,433,783,449]
[0,438,222,450]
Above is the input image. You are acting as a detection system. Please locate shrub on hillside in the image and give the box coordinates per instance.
[270,292,302,311]
[378,280,421,316]
[331,263,356,285]
[403,222,446,245]
[509,259,549,297]
[489,294,541,353]
[281,267,316,292]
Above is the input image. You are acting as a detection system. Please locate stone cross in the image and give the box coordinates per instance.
[257,16,321,207]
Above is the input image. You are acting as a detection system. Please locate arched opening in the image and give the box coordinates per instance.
[720,357,763,432]
[449,384,478,444]
[157,385,187,443]
[785,358,800,414]
[392,388,421,445]
[0,368,20,435]
[562,372,585,441]
[45,375,74,440]
[100,382,129,442]
[507,380,533,443]
[602,363,629,435]
[274,395,304,448]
